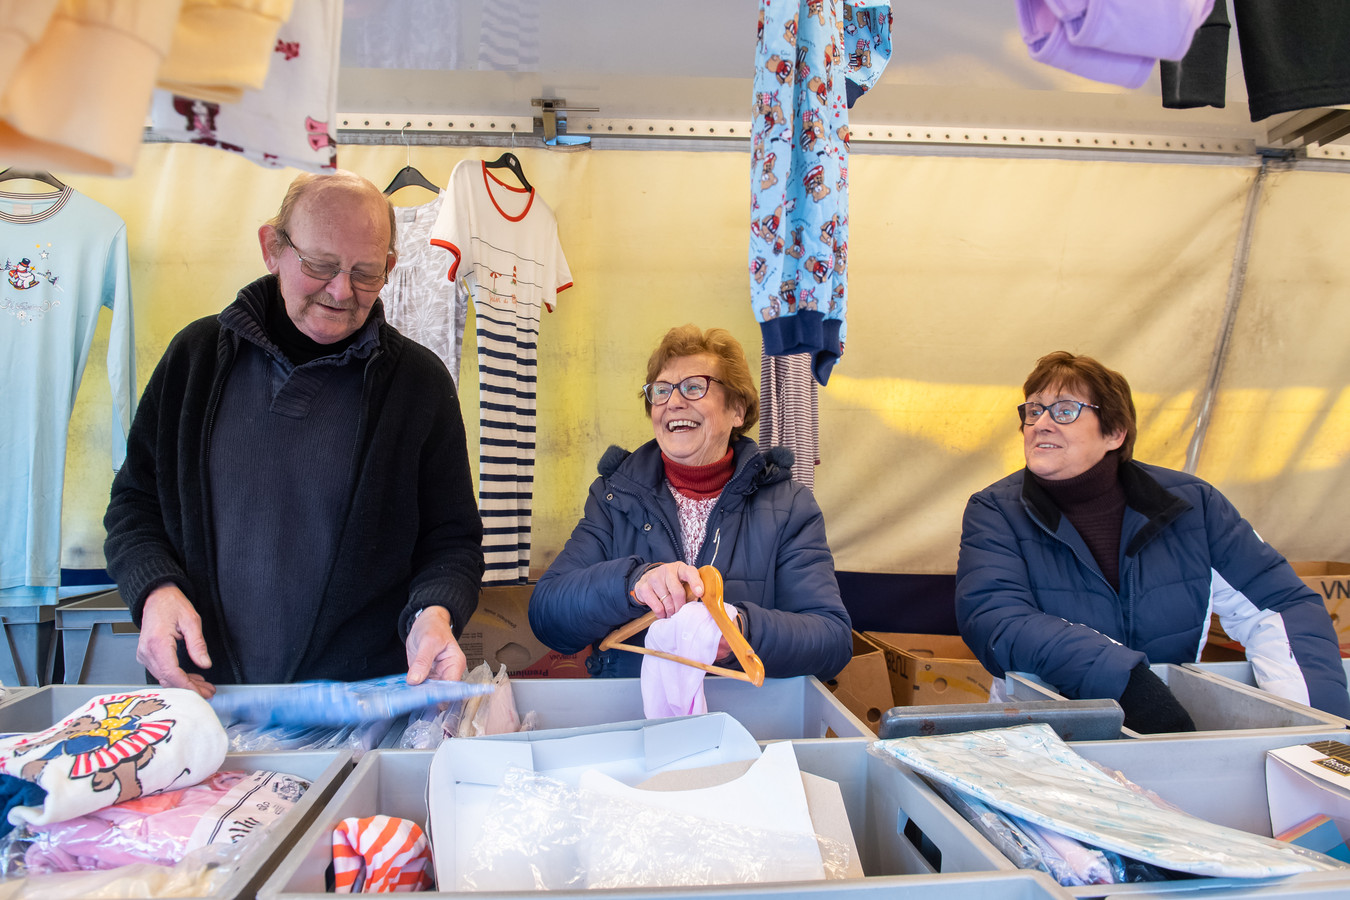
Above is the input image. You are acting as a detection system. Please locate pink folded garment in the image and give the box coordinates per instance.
[19,769,309,874]
[1044,0,1216,61]
[640,603,738,718]
[1017,0,1154,88]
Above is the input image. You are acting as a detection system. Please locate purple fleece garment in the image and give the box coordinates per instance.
[1047,0,1216,60]
[1018,0,1153,88]
[1019,0,1215,88]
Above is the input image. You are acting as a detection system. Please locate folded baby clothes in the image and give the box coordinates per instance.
[0,688,227,836]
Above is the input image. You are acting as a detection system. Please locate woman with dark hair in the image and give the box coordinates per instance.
[529,324,852,681]
[958,351,1350,732]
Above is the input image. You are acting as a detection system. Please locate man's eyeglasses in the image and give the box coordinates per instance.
[641,375,723,405]
[1018,400,1101,425]
[278,230,389,292]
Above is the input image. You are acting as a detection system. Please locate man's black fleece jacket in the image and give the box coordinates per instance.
[104,275,484,684]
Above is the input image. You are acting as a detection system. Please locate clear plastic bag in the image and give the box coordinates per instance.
[459,665,520,738]
[208,674,493,727]
[399,663,534,748]
[0,770,310,878]
[225,718,391,758]
[0,769,309,898]
[456,767,851,892]
[872,723,1348,879]
[931,780,1047,872]
[0,831,257,898]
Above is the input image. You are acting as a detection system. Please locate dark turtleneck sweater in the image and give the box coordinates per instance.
[1031,454,1127,592]
[211,282,380,682]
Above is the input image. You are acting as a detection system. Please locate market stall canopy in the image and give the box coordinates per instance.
[337,0,1349,157]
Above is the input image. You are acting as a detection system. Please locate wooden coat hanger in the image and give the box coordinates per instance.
[383,125,439,197]
[0,168,67,190]
[599,565,766,686]
[484,151,531,192]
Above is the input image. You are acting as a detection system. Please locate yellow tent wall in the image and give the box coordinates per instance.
[57,142,1350,579]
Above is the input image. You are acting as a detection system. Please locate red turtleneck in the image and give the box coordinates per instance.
[663,448,735,499]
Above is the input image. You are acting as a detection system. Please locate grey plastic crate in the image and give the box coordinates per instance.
[0,684,402,750]
[261,736,1073,899]
[0,685,32,724]
[0,602,56,686]
[884,727,1350,898]
[1186,660,1350,726]
[53,589,150,685]
[1005,663,1348,738]
[506,675,873,741]
[880,699,1124,741]
[4,748,349,900]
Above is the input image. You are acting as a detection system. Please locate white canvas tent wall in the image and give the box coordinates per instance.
[53,0,1350,579]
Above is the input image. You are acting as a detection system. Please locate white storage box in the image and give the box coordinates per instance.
[260,724,1074,899]
[507,675,873,741]
[1004,663,1348,738]
[882,727,1350,898]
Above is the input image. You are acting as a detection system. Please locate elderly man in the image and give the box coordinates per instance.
[105,171,483,698]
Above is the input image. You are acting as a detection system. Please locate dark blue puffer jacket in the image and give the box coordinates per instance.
[957,461,1350,717]
[529,437,852,680]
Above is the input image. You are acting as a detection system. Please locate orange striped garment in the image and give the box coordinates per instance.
[331,815,433,893]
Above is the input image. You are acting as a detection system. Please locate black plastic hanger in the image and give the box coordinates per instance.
[0,168,67,190]
[484,152,531,192]
[383,124,439,197]
[383,164,439,197]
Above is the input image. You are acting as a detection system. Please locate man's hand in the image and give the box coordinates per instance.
[138,584,215,699]
[406,606,467,684]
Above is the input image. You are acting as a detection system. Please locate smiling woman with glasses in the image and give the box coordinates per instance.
[955,350,1350,734]
[529,324,852,689]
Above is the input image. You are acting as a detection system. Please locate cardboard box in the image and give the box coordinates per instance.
[822,631,895,733]
[1291,561,1350,652]
[865,632,993,706]
[458,583,591,677]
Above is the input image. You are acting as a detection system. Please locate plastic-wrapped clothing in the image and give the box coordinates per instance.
[956,461,1350,717]
[208,674,494,727]
[12,769,308,875]
[529,438,851,681]
[872,724,1344,878]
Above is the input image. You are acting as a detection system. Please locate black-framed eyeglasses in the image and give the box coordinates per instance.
[641,375,723,405]
[278,230,389,292]
[1018,400,1101,425]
